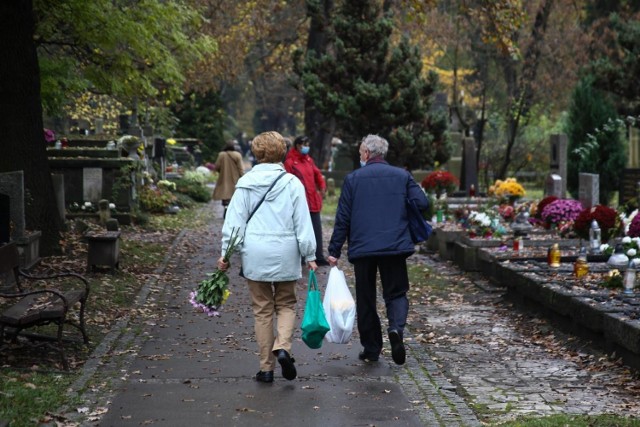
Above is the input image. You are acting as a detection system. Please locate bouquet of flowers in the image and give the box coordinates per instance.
[601,236,640,259]
[421,170,459,196]
[627,212,640,238]
[572,205,619,241]
[489,178,526,199]
[466,210,502,238]
[190,227,242,316]
[535,196,558,219]
[540,199,583,228]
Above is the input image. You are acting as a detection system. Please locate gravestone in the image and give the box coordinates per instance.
[0,193,9,244]
[0,171,25,239]
[549,134,568,198]
[446,132,463,188]
[579,173,599,209]
[544,174,563,198]
[94,118,104,135]
[83,168,103,203]
[51,173,65,223]
[462,137,478,196]
[619,169,640,205]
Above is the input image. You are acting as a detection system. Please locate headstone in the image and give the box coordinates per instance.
[620,169,640,205]
[462,137,478,196]
[0,171,25,239]
[106,218,119,231]
[94,118,104,135]
[579,173,599,209]
[629,126,640,168]
[326,178,336,197]
[431,92,448,112]
[98,199,111,225]
[0,193,9,244]
[544,174,563,198]
[83,168,103,203]
[51,173,66,223]
[549,134,568,197]
[127,126,143,138]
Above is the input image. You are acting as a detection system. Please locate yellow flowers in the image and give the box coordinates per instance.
[489,178,526,198]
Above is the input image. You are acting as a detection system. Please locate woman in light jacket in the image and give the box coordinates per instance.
[218,131,317,384]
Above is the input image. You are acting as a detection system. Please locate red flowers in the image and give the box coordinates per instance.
[573,205,618,241]
[421,170,459,195]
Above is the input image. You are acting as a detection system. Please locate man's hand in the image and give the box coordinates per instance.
[328,256,338,267]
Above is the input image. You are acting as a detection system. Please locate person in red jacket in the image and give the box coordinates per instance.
[284,136,329,266]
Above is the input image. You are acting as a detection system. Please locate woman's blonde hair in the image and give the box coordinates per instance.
[251,131,287,163]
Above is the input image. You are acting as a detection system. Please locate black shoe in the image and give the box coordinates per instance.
[315,259,330,266]
[276,349,297,380]
[358,350,379,362]
[388,330,406,365]
[255,370,274,383]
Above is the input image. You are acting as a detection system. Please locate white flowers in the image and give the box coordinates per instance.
[601,243,610,252]
[469,211,492,227]
[623,236,632,244]
[628,248,637,257]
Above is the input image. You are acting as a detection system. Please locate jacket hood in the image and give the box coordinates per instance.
[235,163,294,201]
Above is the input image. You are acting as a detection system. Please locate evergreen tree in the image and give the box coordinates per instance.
[565,76,626,204]
[172,91,226,161]
[294,0,442,168]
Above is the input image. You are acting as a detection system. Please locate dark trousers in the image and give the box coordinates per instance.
[310,212,325,262]
[353,255,410,355]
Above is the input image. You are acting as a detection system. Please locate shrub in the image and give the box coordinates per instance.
[174,178,211,202]
[572,205,618,241]
[139,186,177,213]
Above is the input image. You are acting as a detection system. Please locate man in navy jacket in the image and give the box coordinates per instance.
[328,134,429,365]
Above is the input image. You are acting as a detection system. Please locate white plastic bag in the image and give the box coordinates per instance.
[323,267,356,344]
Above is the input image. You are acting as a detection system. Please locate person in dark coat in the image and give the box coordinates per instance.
[327,134,429,365]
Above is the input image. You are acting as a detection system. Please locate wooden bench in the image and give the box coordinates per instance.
[0,242,90,370]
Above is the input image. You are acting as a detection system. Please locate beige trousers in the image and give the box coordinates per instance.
[247,279,297,372]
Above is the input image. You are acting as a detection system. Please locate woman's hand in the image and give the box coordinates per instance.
[307,260,318,271]
[217,257,229,271]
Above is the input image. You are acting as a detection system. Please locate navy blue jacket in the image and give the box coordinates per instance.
[328,158,429,262]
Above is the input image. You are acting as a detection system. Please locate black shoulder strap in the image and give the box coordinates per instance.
[246,171,287,224]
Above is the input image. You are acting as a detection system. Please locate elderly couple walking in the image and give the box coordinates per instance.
[217,131,429,383]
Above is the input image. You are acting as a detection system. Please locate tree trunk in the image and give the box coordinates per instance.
[497,0,554,179]
[0,1,62,255]
[305,0,334,169]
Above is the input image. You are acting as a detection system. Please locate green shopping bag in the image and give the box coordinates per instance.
[301,270,330,349]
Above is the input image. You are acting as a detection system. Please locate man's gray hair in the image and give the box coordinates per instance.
[361,134,388,158]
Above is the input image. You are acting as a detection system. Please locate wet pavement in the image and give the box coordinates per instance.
[61,203,640,426]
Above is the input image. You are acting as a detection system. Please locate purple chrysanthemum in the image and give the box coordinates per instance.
[541,199,584,225]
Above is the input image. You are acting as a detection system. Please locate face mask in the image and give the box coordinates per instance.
[300,146,310,155]
[360,160,367,168]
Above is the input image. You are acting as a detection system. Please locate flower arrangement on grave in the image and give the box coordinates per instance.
[118,135,141,151]
[489,178,526,203]
[540,199,583,231]
[465,210,504,238]
[139,183,178,213]
[602,269,624,289]
[44,128,55,144]
[572,205,619,241]
[620,209,639,235]
[535,196,558,219]
[498,204,515,221]
[626,212,640,238]
[601,236,640,260]
[421,170,459,196]
[189,228,242,317]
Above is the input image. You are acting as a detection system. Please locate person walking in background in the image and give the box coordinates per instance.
[327,134,429,365]
[218,131,318,383]
[284,135,330,266]
[212,140,245,218]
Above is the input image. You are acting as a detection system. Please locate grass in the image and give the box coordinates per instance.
[0,371,80,427]
[493,414,640,426]
[0,202,212,426]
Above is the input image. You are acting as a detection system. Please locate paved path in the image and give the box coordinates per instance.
[62,202,640,426]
